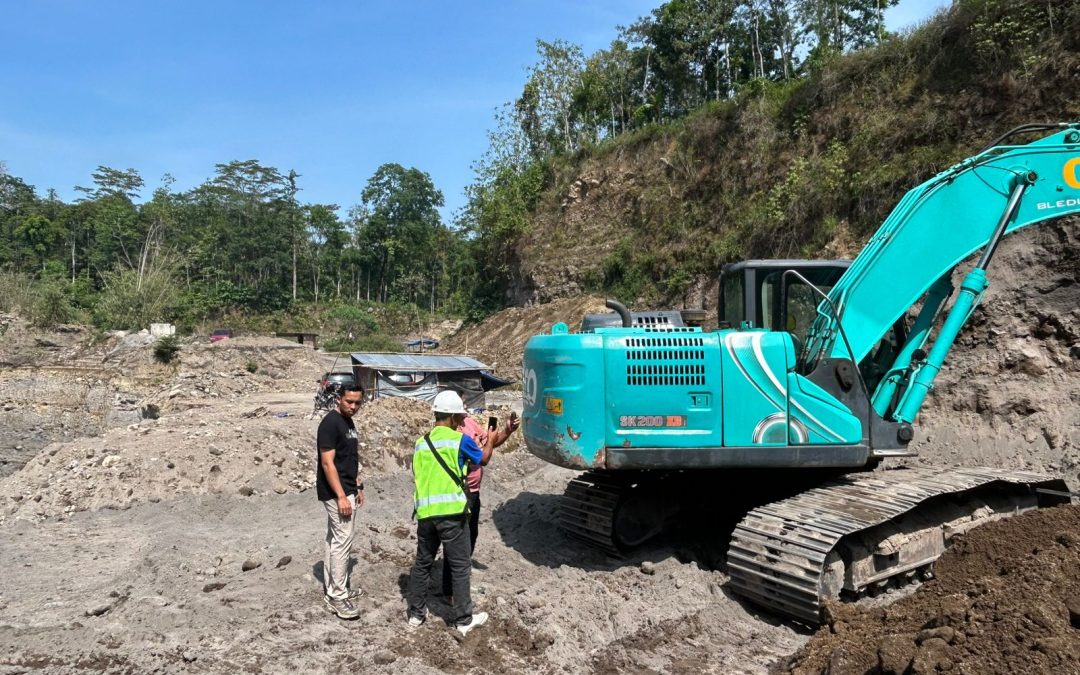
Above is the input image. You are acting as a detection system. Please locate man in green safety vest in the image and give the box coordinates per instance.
[405,390,491,636]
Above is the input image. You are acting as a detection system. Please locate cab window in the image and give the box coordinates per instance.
[760,268,845,346]
[719,270,745,328]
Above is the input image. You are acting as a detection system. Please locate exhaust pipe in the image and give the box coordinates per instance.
[606,299,632,327]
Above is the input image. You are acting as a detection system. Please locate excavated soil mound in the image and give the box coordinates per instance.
[782,505,1080,675]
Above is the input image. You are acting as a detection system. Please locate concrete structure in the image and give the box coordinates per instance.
[150,323,175,337]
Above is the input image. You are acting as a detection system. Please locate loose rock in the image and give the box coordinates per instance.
[85,603,112,617]
[373,650,397,665]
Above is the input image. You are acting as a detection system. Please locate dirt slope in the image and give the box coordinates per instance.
[905,219,1080,489]
[440,295,609,380]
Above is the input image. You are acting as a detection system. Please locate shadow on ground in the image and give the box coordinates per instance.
[490,490,732,573]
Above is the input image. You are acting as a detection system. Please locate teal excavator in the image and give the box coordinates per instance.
[522,123,1080,623]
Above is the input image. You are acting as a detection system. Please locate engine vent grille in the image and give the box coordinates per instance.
[626,337,705,348]
[625,336,707,386]
[634,315,672,326]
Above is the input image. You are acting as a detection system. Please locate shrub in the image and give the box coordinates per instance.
[322,333,402,353]
[329,304,380,336]
[245,360,258,373]
[153,335,181,364]
[0,272,37,314]
[31,282,73,328]
[94,262,179,331]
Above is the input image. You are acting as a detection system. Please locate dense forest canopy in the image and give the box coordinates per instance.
[2,0,1068,334]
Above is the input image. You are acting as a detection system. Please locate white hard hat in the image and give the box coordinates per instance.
[432,390,466,414]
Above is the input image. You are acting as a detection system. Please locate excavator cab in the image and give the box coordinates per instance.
[718,259,849,343]
[719,259,907,392]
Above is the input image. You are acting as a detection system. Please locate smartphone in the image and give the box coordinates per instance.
[487,416,498,431]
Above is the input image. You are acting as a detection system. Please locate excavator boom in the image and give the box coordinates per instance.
[805,124,1080,421]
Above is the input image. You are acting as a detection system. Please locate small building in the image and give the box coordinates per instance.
[350,352,511,409]
[276,332,319,349]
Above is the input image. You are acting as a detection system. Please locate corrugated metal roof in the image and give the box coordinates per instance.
[350,352,490,372]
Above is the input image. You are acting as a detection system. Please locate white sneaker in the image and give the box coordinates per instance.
[456,611,488,637]
[407,615,425,631]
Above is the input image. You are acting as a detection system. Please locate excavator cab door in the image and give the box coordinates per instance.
[719,259,850,338]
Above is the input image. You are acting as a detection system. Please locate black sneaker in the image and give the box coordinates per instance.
[323,595,360,620]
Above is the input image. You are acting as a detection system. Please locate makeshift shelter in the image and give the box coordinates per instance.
[350,353,510,408]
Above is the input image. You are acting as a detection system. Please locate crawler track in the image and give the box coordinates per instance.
[726,467,1069,624]
[558,472,626,556]
[558,471,683,556]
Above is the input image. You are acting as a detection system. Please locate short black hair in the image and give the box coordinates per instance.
[434,411,454,422]
[343,385,364,395]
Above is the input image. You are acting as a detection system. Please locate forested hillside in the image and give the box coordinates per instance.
[492,0,1080,307]
[2,0,1076,334]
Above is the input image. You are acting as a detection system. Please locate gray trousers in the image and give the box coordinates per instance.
[322,494,356,600]
[407,515,473,625]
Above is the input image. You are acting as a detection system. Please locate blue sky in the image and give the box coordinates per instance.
[1,0,949,221]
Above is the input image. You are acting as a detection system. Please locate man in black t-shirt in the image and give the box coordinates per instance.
[316,385,365,620]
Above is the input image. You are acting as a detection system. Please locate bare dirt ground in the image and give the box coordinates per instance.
[1,221,1079,674]
[0,331,804,675]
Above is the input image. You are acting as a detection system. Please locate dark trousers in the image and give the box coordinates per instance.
[407,515,473,625]
[441,492,480,596]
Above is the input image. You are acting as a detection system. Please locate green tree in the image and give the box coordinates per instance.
[519,39,587,155]
[796,0,898,54]
[15,214,65,271]
[0,174,42,269]
[576,39,641,140]
[304,203,346,304]
[193,159,295,310]
[355,164,444,304]
[74,166,146,280]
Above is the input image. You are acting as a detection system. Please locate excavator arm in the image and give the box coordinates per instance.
[804,123,1080,423]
